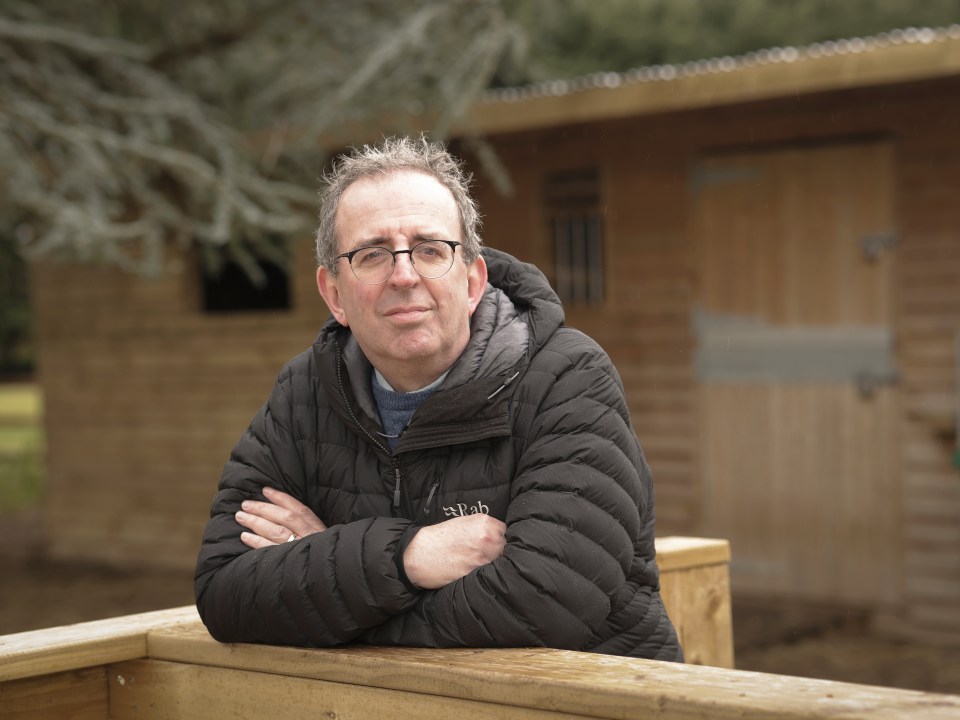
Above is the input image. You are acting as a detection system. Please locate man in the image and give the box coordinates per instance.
[195,136,683,660]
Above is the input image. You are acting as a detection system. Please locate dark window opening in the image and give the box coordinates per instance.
[544,168,604,306]
[201,253,291,314]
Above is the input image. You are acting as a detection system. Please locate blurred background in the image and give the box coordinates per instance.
[2,0,960,694]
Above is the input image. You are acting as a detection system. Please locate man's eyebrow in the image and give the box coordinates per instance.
[345,232,448,251]
[344,236,390,252]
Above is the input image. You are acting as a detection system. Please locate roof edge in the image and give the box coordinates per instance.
[454,25,960,136]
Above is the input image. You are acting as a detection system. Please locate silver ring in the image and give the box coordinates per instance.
[286,533,297,543]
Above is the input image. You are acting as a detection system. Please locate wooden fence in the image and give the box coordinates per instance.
[4,538,958,719]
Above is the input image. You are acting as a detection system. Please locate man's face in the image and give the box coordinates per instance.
[316,171,487,392]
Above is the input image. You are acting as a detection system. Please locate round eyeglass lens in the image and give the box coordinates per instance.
[352,247,393,283]
[411,241,455,277]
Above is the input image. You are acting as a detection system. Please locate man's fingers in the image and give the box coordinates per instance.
[240,499,290,527]
[262,487,329,534]
[236,510,292,544]
[240,531,275,550]
[250,488,328,535]
[262,486,305,510]
[235,489,327,548]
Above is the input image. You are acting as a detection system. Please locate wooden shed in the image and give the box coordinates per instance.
[32,27,960,644]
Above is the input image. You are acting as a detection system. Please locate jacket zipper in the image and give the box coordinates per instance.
[334,343,388,455]
[332,342,518,523]
[334,343,414,520]
[392,466,402,510]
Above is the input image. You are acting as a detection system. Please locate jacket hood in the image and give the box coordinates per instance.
[480,247,565,356]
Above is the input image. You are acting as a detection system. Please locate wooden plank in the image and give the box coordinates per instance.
[145,624,960,720]
[108,659,597,720]
[0,667,107,720]
[657,538,732,668]
[0,606,199,683]
[655,536,730,572]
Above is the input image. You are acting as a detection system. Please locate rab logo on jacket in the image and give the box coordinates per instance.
[443,501,489,517]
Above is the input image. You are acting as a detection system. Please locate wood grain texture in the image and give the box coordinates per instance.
[0,606,199,682]
[143,625,960,720]
[0,667,107,720]
[108,658,599,720]
[693,141,903,607]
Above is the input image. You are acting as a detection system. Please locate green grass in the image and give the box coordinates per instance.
[0,383,43,418]
[0,425,41,453]
[0,383,44,512]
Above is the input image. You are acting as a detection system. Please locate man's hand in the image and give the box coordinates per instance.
[236,486,327,549]
[404,514,506,589]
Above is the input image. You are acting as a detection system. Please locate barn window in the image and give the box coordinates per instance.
[544,168,604,306]
[200,243,291,314]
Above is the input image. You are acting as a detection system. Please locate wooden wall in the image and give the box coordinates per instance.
[468,75,960,642]
[31,239,325,569]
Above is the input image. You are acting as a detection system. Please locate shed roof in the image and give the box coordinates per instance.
[456,25,960,136]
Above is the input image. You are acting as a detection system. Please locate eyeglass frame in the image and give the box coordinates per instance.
[334,239,463,285]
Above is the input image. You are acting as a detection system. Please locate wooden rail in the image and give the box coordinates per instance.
[3,538,958,719]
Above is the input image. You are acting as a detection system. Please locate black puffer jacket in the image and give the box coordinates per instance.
[195,248,682,660]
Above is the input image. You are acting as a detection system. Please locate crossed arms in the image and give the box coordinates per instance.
[237,486,506,590]
[195,336,653,650]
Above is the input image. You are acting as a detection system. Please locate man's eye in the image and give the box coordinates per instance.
[356,249,388,265]
[414,243,444,259]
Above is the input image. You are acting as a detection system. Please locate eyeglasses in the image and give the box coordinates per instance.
[335,240,462,285]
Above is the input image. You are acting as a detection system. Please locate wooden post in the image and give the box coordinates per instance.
[656,536,733,667]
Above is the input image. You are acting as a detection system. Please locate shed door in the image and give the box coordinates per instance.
[693,141,901,607]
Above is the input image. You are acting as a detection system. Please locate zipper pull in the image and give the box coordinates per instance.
[393,468,402,510]
[487,370,521,401]
[423,481,439,516]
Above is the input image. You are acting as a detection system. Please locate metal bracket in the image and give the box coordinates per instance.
[860,232,898,262]
[854,371,899,400]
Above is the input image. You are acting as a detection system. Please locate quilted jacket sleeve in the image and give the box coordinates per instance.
[194,363,421,646]
[360,329,661,652]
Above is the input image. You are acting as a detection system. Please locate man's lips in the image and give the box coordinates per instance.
[384,306,430,321]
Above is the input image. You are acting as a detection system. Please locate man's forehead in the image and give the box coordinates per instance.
[336,171,459,237]
[342,169,450,199]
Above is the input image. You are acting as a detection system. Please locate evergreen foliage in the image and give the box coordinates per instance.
[0,1,514,276]
[498,0,960,85]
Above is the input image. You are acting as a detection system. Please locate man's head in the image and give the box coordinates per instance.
[315,137,488,392]
[315,136,482,273]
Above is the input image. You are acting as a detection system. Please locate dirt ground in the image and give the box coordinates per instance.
[3,509,959,696]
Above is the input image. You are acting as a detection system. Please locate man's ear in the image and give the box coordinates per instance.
[316,266,349,327]
[467,255,488,315]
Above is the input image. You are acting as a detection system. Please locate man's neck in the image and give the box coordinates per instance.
[374,368,448,394]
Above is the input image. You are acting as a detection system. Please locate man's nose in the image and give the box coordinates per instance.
[390,251,419,285]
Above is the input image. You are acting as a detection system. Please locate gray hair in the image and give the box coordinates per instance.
[315,136,482,272]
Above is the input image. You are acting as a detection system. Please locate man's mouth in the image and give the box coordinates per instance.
[384,306,430,322]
